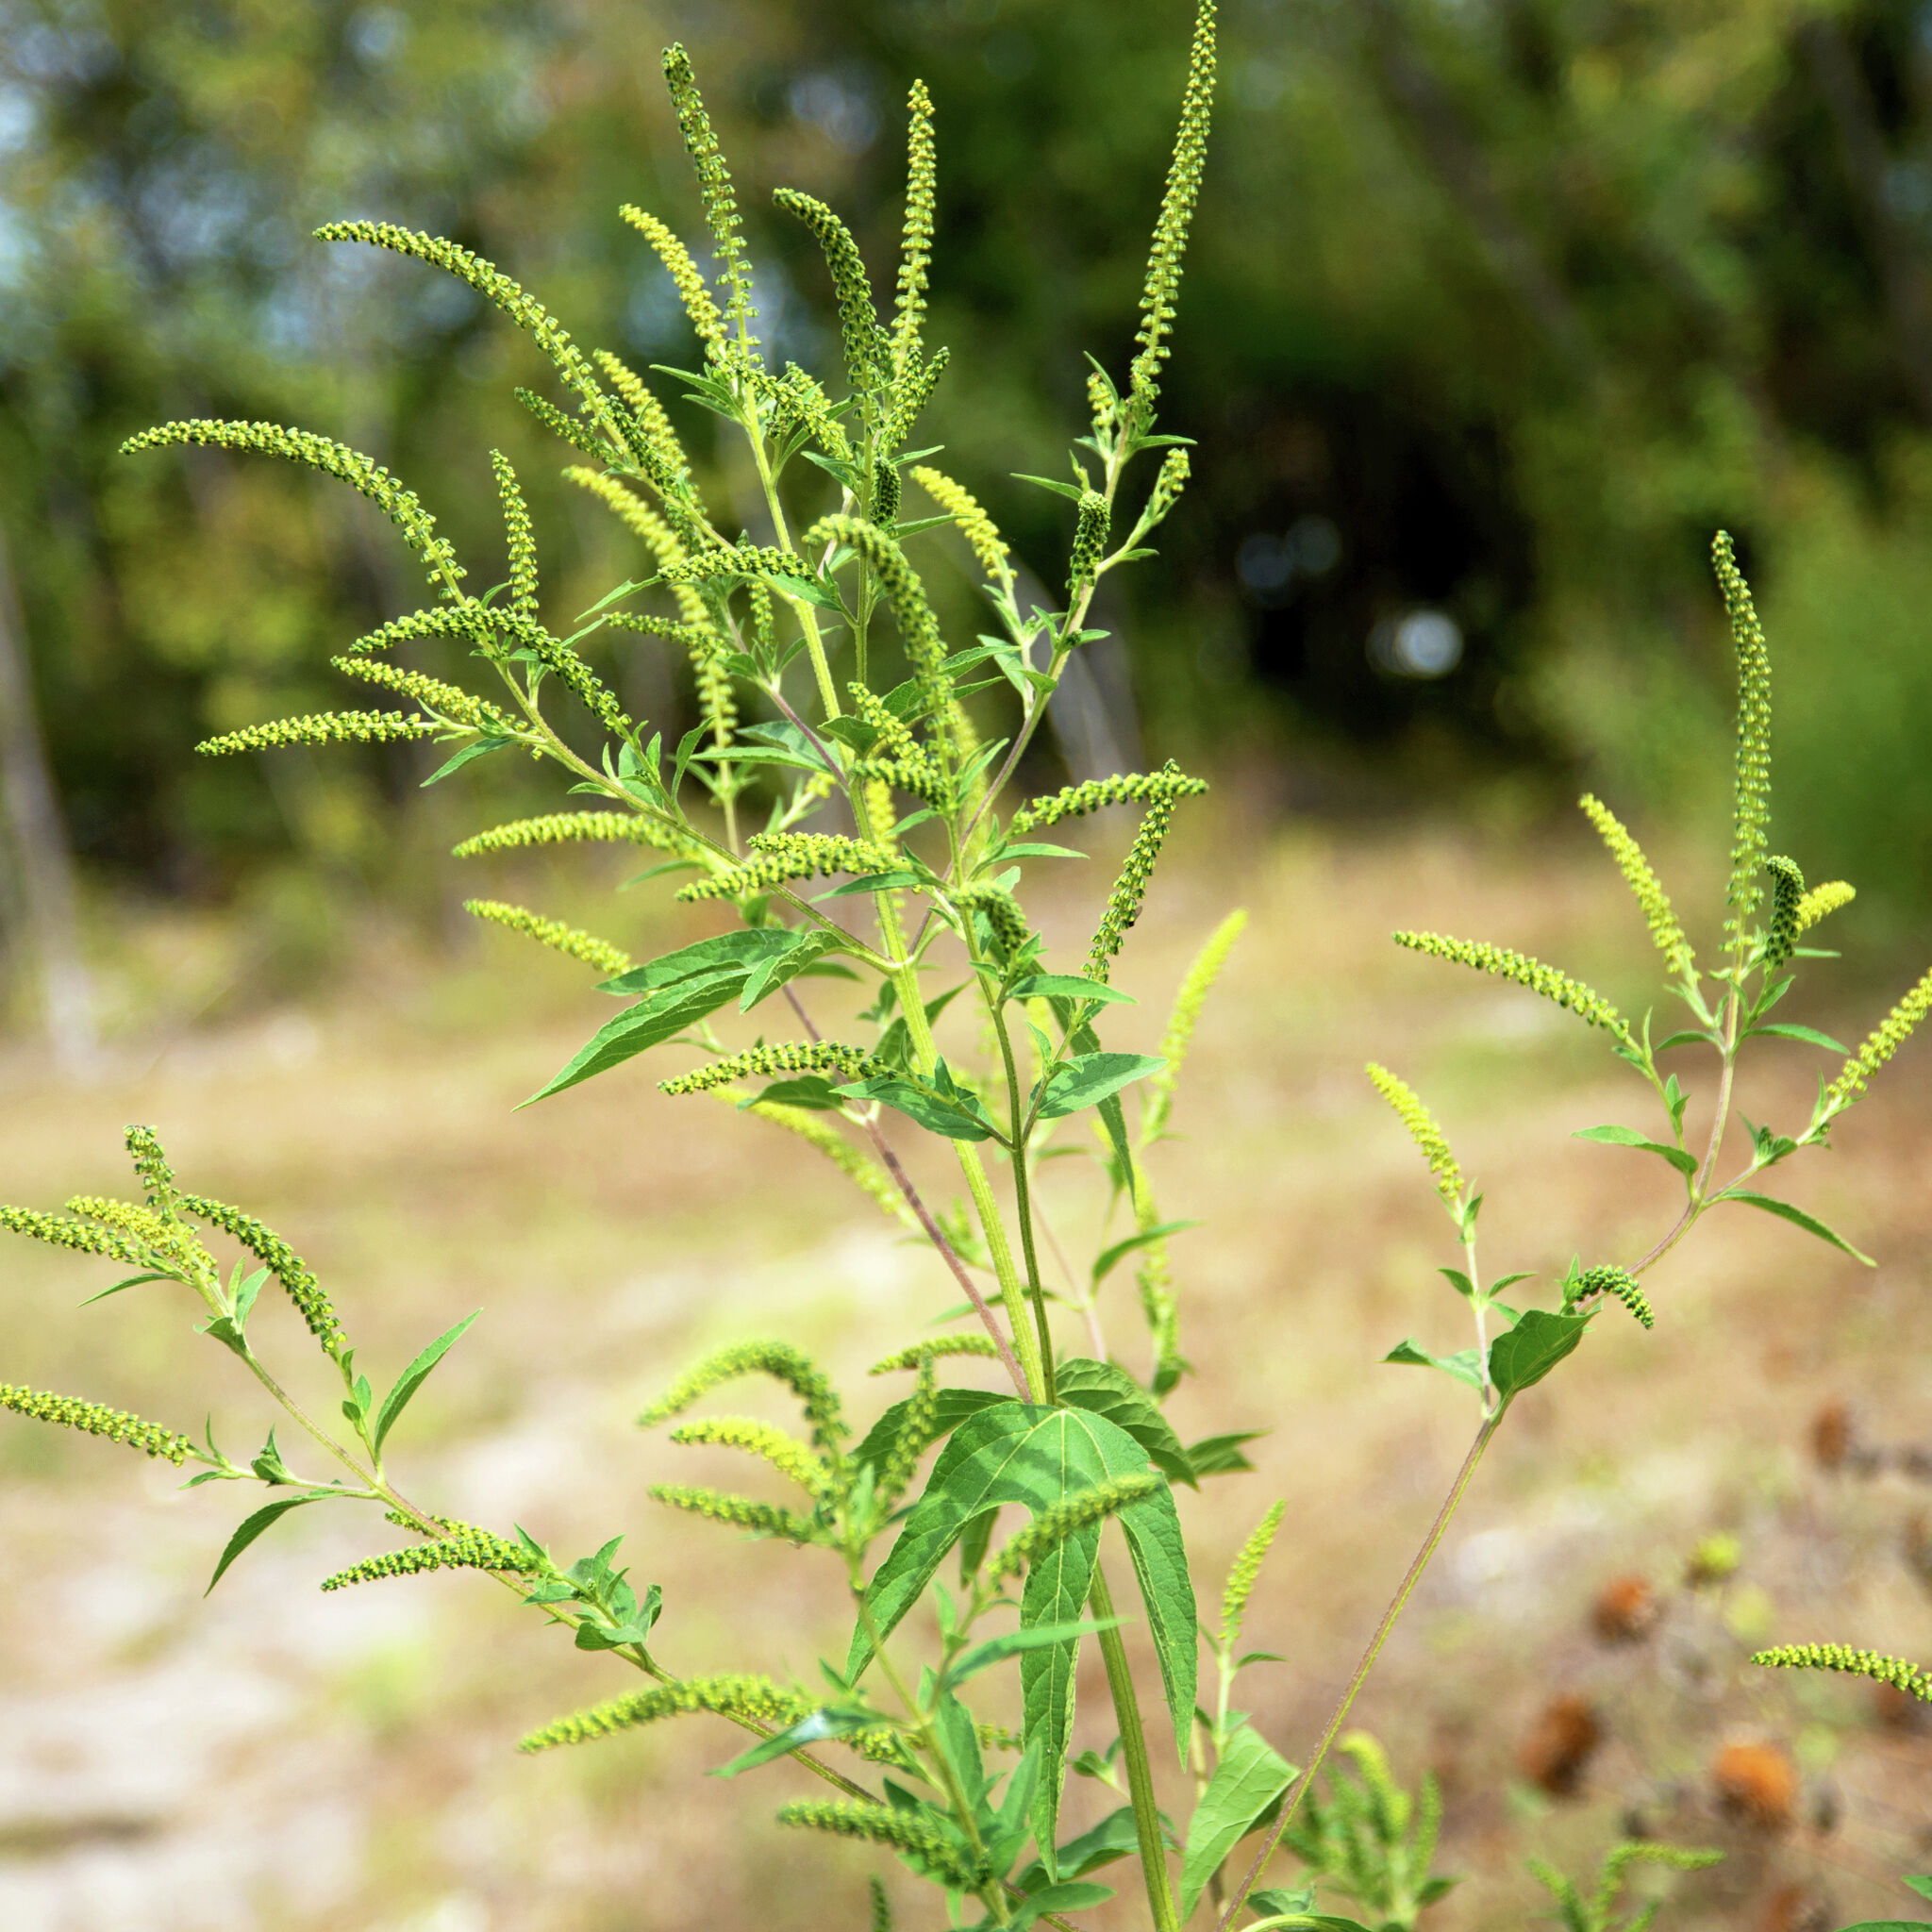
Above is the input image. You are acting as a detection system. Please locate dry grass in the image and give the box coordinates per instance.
[2,808,1929,1931]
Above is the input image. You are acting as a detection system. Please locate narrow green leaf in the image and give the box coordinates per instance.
[713,1706,879,1777]
[1384,1339,1485,1391]
[1091,1221,1198,1288]
[524,968,749,1104]
[1036,1052,1166,1121]
[372,1310,478,1455]
[1573,1124,1697,1178]
[1746,1022,1849,1051]
[948,1616,1122,1687]
[849,1388,1012,1478]
[1907,1877,1932,1901]
[838,1075,1000,1141]
[206,1491,342,1593]
[1177,1722,1297,1916]
[1008,974,1136,1007]
[1489,1308,1591,1400]
[1714,1191,1874,1263]
[601,929,796,995]
[1185,1431,1264,1477]
[1008,1883,1115,1930]
[420,735,515,787]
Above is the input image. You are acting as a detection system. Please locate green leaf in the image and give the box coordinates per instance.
[819,869,924,898]
[1384,1339,1485,1391]
[1249,1889,1319,1919]
[1489,1308,1591,1401]
[739,929,840,1011]
[1055,1357,1197,1488]
[1012,472,1087,502]
[524,968,748,1104]
[1008,1883,1115,1930]
[947,1617,1123,1687]
[420,734,516,787]
[1573,1123,1698,1178]
[78,1271,174,1306]
[1746,1022,1849,1051]
[1008,974,1136,1007]
[1036,1052,1166,1121]
[1178,1722,1297,1916]
[1907,1877,1932,1901]
[1015,1806,1178,1890]
[1001,842,1088,860]
[372,1310,478,1456]
[1091,1222,1198,1289]
[1836,1924,1926,1931]
[1654,1029,1714,1052]
[851,1403,1195,1854]
[600,928,799,995]
[206,1491,344,1593]
[740,1075,844,1112]
[1185,1431,1264,1477]
[1713,1191,1874,1263]
[838,1074,1001,1141]
[849,1388,1013,1478]
[713,1706,880,1777]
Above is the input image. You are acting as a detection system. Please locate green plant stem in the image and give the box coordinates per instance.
[1216,1410,1502,1932]
[1091,1560,1181,1932]
[1631,986,1741,1278]
[987,974,1058,1399]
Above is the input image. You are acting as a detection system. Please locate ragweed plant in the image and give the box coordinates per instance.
[6,8,1932,1926]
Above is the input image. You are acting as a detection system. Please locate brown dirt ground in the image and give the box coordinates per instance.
[2,807,1929,1932]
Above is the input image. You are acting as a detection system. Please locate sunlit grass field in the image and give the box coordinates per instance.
[2,807,1928,1931]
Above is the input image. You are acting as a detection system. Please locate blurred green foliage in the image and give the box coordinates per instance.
[5,0,1932,928]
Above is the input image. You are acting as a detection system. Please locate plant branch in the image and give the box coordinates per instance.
[1091,1559,1181,1932]
[1217,1410,1501,1931]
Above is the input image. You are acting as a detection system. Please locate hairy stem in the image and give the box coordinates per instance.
[1091,1561,1181,1932]
[1217,1411,1501,1931]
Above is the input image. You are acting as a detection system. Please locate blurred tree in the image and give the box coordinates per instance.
[5,0,1932,943]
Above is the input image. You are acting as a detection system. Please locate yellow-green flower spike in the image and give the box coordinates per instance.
[1143,908,1246,1141]
[911,468,1012,589]
[775,1801,985,1891]
[662,45,757,345]
[1712,531,1772,947]
[124,1124,176,1210]
[1825,963,1932,1110]
[770,361,854,464]
[987,1473,1161,1583]
[121,419,462,590]
[668,1416,828,1496]
[640,1338,847,1447]
[956,881,1029,960]
[464,900,632,977]
[516,386,609,463]
[1577,794,1695,981]
[1088,772,1205,982]
[1391,931,1633,1045]
[0,1205,155,1269]
[1764,856,1803,974]
[1571,1264,1654,1329]
[893,82,937,376]
[452,811,694,860]
[1129,0,1217,404]
[1797,879,1856,932]
[675,834,896,904]
[851,758,954,808]
[1364,1064,1463,1209]
[879,344,951,452]
[341,604,485,658]
[1068,490,1111,597]
[321,1522,535,1591]
[519,1673,811,1753]
[869,1875,894,1932]
[774,190,890,393]
[1147,446,1191,522]
[1221,1499,1287,1650]
[868,1334,1002,1374]
[491,451,539,620]
[846,682,932,770]
[659,1041,882,1098]
[1008,765,1208,835]
[0,1384,192,1463]
[178,1193,342,1353]
[317,221,612,429]
[197,711,439,757]
[1753,1642,1931,1702]
[619,208,726,358]
[591,347,693,488]
[490,609,633,741]
[878,1356,939,1511]
[726,1094,914,1229]
[648,1482,818,1542]
[801,515,948,707]
[330,657,515,735]
[63,1196,212,1284]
